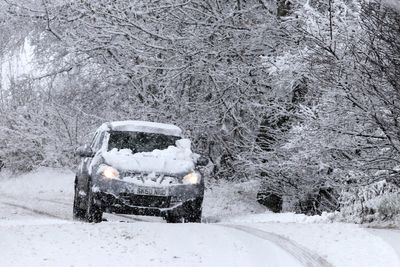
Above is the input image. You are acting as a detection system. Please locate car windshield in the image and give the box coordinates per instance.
[107,131,180,153]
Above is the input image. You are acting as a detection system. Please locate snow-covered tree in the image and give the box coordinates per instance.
[256,0,400,215]
[1,0,400,220]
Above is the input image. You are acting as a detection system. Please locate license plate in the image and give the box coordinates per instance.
[136,186,167,196]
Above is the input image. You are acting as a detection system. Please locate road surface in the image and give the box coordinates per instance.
[0,168,398,267]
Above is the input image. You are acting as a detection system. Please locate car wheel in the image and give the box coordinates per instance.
[186,210,202,223]
[73,179,86,221]
[85,182,103,223]
[165,210,202,223]
[165,198,202,223]
[184,207,202,223]
[165,214,184,223]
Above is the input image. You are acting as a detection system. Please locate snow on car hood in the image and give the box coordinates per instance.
[102,139,198,175]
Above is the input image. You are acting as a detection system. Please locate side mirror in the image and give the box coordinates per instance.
[76,145,95,158]
[196,156,209,167]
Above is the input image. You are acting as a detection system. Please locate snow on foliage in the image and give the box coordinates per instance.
[339,180,400,224]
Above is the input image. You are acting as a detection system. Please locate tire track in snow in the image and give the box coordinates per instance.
[21,198,148,222]
[0,194,73,221]
[1,193,71,207]
[111,214,150,222]
[0,201,68,220]
[1,195,153,223]
[220,224,333,267]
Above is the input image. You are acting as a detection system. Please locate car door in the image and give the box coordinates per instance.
[76,131,103,192]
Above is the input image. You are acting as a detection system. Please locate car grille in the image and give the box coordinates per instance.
[121,172,180,185]
[119,193,171,208]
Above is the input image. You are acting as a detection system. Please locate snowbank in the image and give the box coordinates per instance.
[226,211,336,224]
[0,167,74,199]
[203,180,267,222]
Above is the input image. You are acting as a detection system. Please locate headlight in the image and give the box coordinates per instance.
[101,165,120,179]
[183,171,201,184]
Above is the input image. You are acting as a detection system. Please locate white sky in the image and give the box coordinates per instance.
[1,39,34,90]
[383,0,400,9]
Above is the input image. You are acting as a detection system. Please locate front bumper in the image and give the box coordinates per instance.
[92,176,204,217]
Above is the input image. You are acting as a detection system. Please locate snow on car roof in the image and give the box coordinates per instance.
[99,120,183,137]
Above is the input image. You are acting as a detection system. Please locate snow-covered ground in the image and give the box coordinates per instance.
[0,168,399,267]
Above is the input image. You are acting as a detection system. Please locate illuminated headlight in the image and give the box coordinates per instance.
[100,165,120,179]
[183,171,201,184]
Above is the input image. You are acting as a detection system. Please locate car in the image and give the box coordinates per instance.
[73,120,208,223]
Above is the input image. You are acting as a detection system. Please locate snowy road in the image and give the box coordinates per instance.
[0,168,399,267]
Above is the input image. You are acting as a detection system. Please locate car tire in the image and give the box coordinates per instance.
[184,207,202,223]
[73,179,86,221]
[165,214,184,223]
[165,209,202,223]
[85,182,103,223]
[165,198,202,223]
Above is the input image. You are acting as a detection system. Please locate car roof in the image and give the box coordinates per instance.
[98,120,183,137]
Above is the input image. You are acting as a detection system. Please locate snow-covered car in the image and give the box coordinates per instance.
[74,120,207,223]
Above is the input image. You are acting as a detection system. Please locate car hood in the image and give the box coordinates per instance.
[101,145,196,175]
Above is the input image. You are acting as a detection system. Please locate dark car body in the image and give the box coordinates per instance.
[74,121,206,223]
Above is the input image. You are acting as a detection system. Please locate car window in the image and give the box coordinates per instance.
[90,132,99,149]
[108,131,179,153]
[91,131,104,152]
